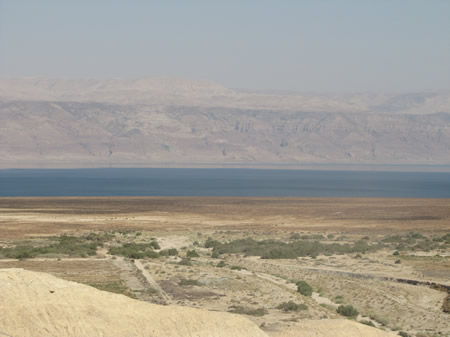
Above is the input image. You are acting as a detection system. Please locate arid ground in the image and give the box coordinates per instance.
[0,197,449,336]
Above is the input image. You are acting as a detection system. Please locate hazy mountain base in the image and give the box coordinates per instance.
[0,78,449,168]
[0,100,449,168]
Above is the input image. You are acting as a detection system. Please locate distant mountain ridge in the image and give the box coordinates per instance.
[0,78,449,168]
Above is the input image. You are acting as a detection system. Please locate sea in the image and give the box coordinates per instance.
[0,168,449,198]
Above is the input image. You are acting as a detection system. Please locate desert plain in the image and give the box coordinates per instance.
[0,197,449,337]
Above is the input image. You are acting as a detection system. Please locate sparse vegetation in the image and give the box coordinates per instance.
[108,243,159,259]
[359,320,375,327]
[87,281,135,298]
[0,234,105,259]
[178,278,201,286]
[208,237,383,259]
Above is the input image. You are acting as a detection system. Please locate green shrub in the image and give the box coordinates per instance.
[159,249,169,257]
[168,248,178,256]
[230,265,242,270]
[211,251,220,258]
[178,258,192,266]
[160,248,179,256]
[296,280,313,297]
[395,259,401,264]
[335,295,344,304]
[186,250,200,258]
[150,241,160,249]
[398,332,409,337]
[337,305,359,318]
[146,251,160,259]
[204,237,222,248]
[228,306,267,316]
[108,242,158,259]
[216,261,226,268]
[276,301,308,312]
[393,250,400,256]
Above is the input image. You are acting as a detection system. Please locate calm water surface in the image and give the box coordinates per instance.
[0,168,449,198]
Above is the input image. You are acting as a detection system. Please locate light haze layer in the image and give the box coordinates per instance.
[0,0,449,92]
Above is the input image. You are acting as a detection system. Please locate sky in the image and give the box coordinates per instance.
[0,0,449,92]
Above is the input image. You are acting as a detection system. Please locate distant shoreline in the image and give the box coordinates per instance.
[1,162,450,172]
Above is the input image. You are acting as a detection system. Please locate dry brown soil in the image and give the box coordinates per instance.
[1,197,449,238]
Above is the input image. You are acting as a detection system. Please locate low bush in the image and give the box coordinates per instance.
[204,237,222,248]
[150,241,160,249]
[276,301,308,312]
[334,295,344,304]
[296,280,313,297]
[186,250,200,258]
[178,258,192,266]
[108,242,159,259]
[228,306,267,316]
[211,251,220,258]
[216,261,226,268]
[159,248,179,257]
[337,304,359,318]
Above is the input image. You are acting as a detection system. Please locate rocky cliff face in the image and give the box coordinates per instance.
[0,78,449,168]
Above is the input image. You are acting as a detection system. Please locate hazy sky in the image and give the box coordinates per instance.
[1,0,449,92]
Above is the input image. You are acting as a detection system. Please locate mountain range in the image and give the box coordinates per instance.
[1,78,449,169]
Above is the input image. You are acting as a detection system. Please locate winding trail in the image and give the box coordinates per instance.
[133,259,171,303]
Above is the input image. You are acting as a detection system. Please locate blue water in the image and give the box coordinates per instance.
[0,168,449,198]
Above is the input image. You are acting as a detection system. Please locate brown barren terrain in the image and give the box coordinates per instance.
[0,197,448,336]
[1,197,449,238]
